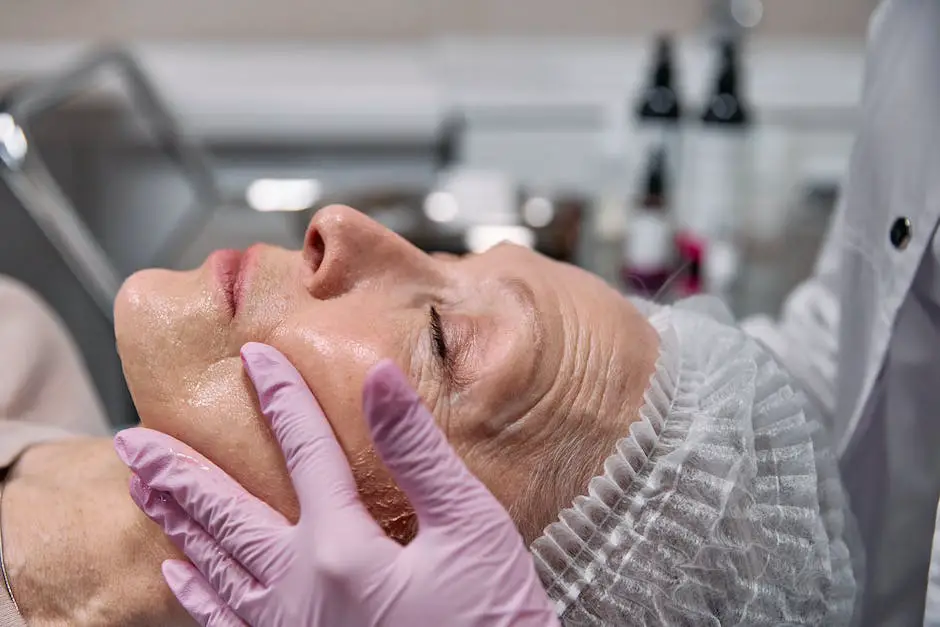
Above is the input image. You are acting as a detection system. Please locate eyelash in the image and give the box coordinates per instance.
[428,305,475,391]
[428,305,448,364]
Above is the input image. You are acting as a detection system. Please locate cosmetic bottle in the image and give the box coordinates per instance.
[621,146,677,297]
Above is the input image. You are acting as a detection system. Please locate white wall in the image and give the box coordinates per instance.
[1,0,873,40]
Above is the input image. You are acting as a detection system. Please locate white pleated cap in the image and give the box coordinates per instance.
[531,297,860,626]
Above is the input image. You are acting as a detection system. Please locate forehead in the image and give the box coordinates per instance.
[483,244,653,374]
[450,241,657,449]
[470,243,621,306]
[457,242,642,380]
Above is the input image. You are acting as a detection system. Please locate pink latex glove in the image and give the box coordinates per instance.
[114,342,560,627]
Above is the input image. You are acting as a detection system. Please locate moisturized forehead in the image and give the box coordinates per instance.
[453,245,659,517]
[478,244,626,316]
[457,244,654,412]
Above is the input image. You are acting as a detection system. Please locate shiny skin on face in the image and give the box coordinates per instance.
[115,205,658,542]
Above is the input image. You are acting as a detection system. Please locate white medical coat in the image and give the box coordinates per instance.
[742,1,940,625]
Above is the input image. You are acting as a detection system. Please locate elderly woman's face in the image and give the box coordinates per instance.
[115,205,658,541]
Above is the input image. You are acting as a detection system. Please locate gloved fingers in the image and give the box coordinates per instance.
[162,560,250,627]
[241,343,381,540]
[116,427,288,576]
[363,360,491,528]
[129,473,269,603]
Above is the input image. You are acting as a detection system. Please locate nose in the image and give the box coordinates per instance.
[303,204,435,299]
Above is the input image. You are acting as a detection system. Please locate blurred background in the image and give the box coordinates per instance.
[0,0,874,425]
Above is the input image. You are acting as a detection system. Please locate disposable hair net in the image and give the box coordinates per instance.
[531,297,860,626]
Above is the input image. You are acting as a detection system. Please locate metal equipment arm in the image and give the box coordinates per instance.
[0,47,222,322]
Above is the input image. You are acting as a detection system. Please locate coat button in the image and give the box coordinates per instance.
[890,217,912,250]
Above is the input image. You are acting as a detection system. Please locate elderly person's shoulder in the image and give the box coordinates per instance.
[0,274,80,392]
[0,276,69,348]
[0,274,107,435]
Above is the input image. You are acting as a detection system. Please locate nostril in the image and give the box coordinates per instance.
[306,228,326,273]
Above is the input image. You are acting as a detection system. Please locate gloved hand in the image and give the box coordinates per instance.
[114,342,560,627]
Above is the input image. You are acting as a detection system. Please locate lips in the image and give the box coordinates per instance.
[209,248,246,314]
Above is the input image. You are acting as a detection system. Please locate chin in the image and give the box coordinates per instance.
[115,268,168,323]
[114,273,150,359]
[115,268,217,402]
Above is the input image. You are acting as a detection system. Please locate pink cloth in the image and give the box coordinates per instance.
[0,275,110,626]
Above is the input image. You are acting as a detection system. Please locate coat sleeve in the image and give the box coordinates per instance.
[738,0,897,428]
[741,192,845,426]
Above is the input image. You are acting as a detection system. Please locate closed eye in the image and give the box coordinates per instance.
[427,304,475,390]
[429,305,448,363]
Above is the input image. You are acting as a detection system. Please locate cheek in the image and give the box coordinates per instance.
[137,356,300,522]
[117,268,300,522]
[267,311,418,456]
[263,310,425,542]
[129,283,425,537]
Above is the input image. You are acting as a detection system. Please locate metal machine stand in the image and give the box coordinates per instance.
[0,47,221,322]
